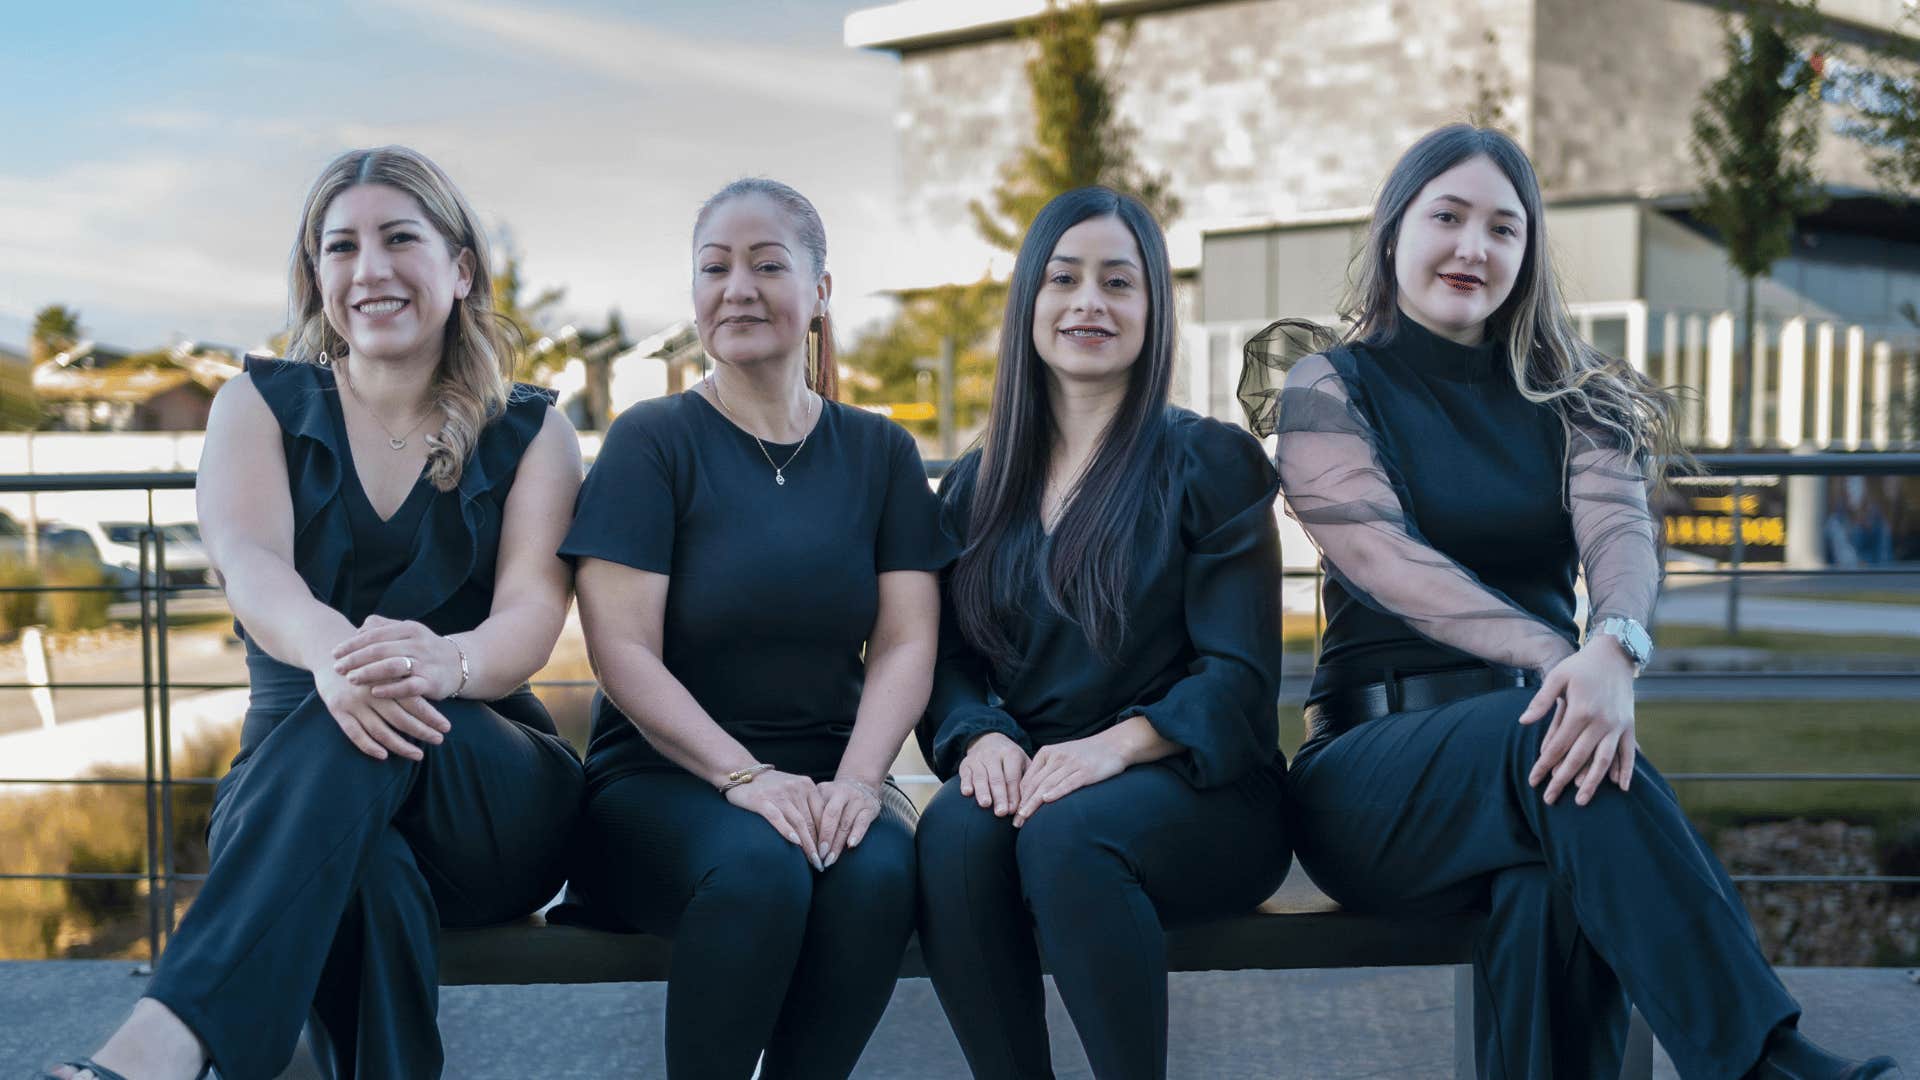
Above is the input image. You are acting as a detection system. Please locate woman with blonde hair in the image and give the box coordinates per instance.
[44,145,585,1080]
[1248,124,1898,1079]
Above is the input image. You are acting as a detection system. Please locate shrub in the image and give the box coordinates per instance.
[40,552,111,632]
[0,553,39,637]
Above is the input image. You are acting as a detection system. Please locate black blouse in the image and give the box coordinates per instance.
[922,408,1286,791]
[1249,317,1660,718]
[1306,324,1578,700]
[237,357,560,747]
[560,390,955,784]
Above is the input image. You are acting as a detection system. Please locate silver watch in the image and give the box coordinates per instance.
[1595,616,1652,671]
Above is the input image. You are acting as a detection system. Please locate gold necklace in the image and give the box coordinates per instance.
[341,369,433,451]
[707,372,814,486]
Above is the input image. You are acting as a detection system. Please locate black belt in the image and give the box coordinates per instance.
[1303,666,1539,743]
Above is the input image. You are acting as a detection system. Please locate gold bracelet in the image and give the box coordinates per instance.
[719,763,774,793]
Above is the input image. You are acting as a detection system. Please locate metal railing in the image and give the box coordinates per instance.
[0,454,1916,967]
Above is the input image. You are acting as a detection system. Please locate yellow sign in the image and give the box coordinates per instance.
[859,403,937,421]
[1663,515,1786,547]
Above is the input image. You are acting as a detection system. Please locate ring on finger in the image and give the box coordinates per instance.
[402,656,415,676]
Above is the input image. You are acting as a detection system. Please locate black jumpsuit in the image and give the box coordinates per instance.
[145,358,584,1080]
[1262,320,1800,1080]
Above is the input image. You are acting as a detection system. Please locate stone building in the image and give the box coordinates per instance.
[848,0,1920,453]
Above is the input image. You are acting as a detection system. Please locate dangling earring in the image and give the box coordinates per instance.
[806,314,824,391]
[317,350,331,367]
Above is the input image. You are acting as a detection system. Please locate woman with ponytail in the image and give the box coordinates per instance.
[559,178,950,1079]
[44,146,586,1080]
[1248,124,1899,1079]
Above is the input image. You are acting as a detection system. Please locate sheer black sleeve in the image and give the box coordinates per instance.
[1261,338,1577,676]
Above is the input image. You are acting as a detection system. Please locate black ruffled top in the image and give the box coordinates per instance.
[235,356,559,746]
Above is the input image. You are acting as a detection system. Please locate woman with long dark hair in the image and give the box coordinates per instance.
[559,177,950,1079]
[42,146,586,1080]
[916,186,1291,1080]
[1246,124,1899,1079]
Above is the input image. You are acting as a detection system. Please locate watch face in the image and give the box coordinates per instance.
[1621,621,1650,663]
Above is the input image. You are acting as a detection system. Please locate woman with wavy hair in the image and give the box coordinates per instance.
[915,186,1290,1080]
[44,146,585,1080]
[1245,124,1897,1079]
[559,177,949,1079]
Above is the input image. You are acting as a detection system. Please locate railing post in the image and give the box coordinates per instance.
[137,527,161,975]
[1726,475,1744,638]
[152,492,178,948]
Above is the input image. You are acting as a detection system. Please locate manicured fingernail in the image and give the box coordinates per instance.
[995,803,1005,813]
[824,853,838,868]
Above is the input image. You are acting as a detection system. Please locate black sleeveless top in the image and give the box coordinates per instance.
[235,356,559,751]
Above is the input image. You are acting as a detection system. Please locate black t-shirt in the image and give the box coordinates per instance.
[922,408,1287,791]
[560,390,955,784]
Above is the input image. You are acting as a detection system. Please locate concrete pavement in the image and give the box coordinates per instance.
[5,962,1916,1078]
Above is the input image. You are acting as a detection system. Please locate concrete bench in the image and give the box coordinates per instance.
[439,864,1654,1079]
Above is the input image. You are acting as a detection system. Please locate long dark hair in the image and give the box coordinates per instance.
[1346,125,1682,471]
[950,186,1179,670]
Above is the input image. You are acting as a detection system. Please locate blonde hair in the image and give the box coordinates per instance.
[1346,125,1687,475]
[285,146,518,491]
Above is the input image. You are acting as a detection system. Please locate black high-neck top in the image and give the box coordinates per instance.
[1308,319,1579,704]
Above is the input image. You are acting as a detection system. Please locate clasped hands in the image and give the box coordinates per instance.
[958,729,1128,828]
[1517,638,1639,807]
[315,614,462,762]
[724,772,885,872]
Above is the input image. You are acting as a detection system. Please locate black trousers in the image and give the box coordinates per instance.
[569,769,919,1080]
[144,691,584,1080]
[915,761,1290,1080]
[1289,687,1801,1080]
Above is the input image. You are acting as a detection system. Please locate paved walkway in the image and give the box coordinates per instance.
[5,962,1916,1078]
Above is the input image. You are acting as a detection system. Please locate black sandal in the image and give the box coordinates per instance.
[36,1061,131,1080]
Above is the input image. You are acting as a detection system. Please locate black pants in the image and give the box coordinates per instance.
[570,769,919,1080]
[1289,687,1800,1080]
[144,691,584,1080]
[915,761,1290,1080]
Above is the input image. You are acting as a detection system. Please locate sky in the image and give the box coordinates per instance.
[0,0,905,354]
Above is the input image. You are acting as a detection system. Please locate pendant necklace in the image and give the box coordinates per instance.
[341,367,433,450]
[707,372,814,486]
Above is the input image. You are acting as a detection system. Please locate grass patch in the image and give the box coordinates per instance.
[1656,624,1920,658]
[1805,591,1920,608]
[1280,699,1920,838]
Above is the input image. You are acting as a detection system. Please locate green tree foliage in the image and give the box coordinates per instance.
[491,244,568,381]
[30,304,83,364]
[845,0,1178,443]
[1837,14,1920,195]
[970,0,1181,253]
[1690,0,1828,447]
[840,277,1004,438]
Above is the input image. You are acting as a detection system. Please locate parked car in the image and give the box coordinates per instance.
[73,519,216,594]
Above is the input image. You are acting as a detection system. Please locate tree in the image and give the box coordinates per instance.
[840,277,1004,451]
[490,244,568,382]
[1456,29,1515,132]
[969,0,1181,253]
[30,305,83,364]
[1837,13,1920,195]
[844,0,1181,449]
[1690,0,1828,450]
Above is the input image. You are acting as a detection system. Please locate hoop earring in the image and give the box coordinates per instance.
[316,350,331,367]
[806,314,825,391]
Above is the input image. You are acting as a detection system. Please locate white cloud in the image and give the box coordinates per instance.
[390,0,896,117]
[4,2,914,350]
